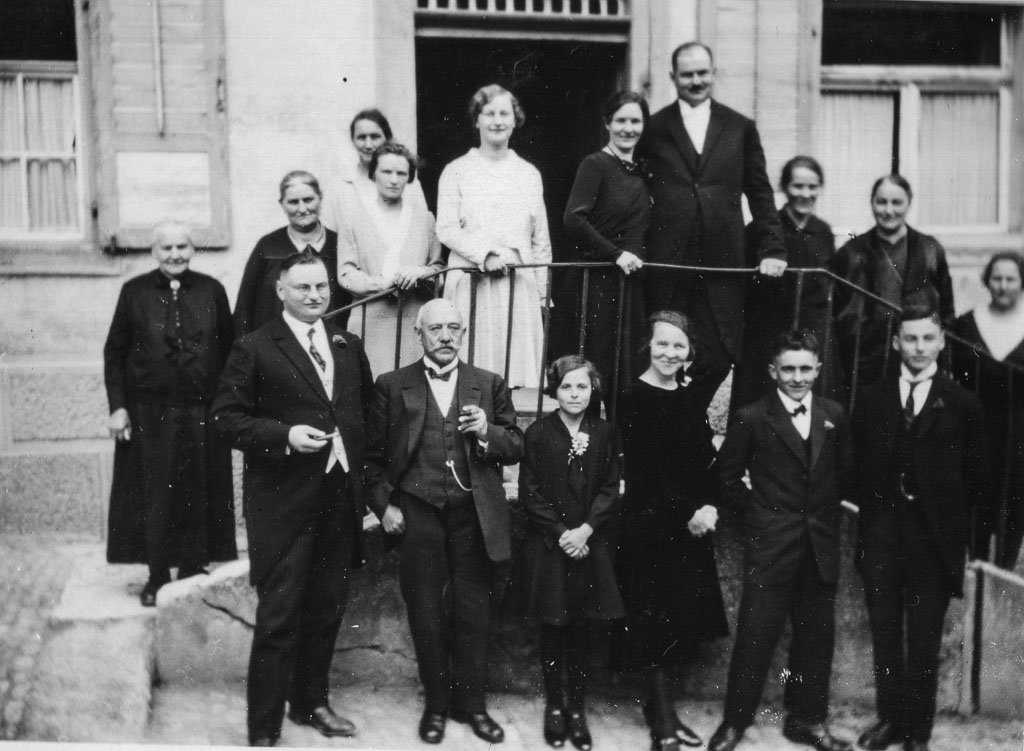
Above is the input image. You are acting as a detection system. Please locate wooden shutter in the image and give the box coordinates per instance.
[87,0,229,249]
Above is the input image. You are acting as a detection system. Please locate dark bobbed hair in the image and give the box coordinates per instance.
[640,310,696,359]
[467,84,526,128]
[349,108,393,141]
[278,250,326,278]
[770,329,820,362]
[981,251,1024,286]
[671,41,714,71]
[368,141,418,183]
[871,174,913,203]
[602,90,650,126]
[897,287,942,328]
[278,170,321,202]
[544,354,603,401]
[780,156,824,190]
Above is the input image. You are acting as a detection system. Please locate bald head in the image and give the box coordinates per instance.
[415,299,465,367]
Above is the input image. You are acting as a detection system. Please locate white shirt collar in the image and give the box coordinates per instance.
[678,98,711,118]
[900,362,938,384]
[282,309,325,340]
[777,389,812,414]
[423,356,459,376]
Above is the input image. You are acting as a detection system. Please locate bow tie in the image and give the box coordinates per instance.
[790,404,807,417]
[425,367,453,382]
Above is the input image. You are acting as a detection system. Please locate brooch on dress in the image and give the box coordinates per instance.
[568,432,590,464]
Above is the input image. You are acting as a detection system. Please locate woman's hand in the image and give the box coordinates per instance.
[687,505,719,537]
[758,258,787,277]
[559,523,593,558]
[616,251,643,275]
[483,252,508,276]
[392,266,425,291]
[108,408,131,442]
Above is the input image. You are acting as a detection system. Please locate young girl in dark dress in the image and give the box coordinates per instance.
[520,355,624,750]
[614,311,729,751]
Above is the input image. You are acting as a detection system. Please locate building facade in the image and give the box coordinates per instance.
[1,0,1021,530]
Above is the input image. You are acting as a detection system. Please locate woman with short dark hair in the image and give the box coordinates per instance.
[563,90,651,420]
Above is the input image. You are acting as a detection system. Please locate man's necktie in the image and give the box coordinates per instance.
[425,367,452,382]
[903,382,917,430]
[308,328,326,372]
[791,404,807,417]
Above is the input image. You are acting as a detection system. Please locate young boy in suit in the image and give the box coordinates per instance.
[709,330,853,751]
[853,297,990,751]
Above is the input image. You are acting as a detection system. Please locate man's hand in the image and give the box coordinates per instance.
[758,258,787,277]
[457,405,488,440]
[381,504,406,535]
[392,266,425,291]
[288,425,332,453]
[559,524,593,558]
[687,504,719,537]
[108,408,131,442]
[616,251,643,275]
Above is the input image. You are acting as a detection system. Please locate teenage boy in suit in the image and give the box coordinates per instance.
[853,297,991,751]
[710,330,853,751]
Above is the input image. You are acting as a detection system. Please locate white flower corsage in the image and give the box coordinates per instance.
[568,432,590,464]
[823,420,835,431]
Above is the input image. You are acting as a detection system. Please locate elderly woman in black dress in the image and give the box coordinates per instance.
[520,355,624,750]
[830,174,954,391]
[953,251,1024,570]
[563,90,650,420]
[614,311,729,751]
[732,156,842,411]
[233,170,349,336]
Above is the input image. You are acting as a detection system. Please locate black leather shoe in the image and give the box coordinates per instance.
[858,720,902,750]
[451,709,504,743]
[644,701,702,747]
[903,741,929,751]
[783,717,852,751]
[248,736,277,747]
[544,704,567,747]
[287,704,356,738]
[567,710,592,751]
[707,722,744,751]
[139,580,160,607]
[419,710,447,744]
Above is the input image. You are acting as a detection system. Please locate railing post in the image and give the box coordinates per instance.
[820,275,836,398]
[394,291,405,372]
[537,266,553,422]
[609,272,626,426]
[996,375,1014,563]
[791,270,805,330]
[503,268,516,384]
[578,267,590,356]
[881,312,895,379]
[468,272,478,366]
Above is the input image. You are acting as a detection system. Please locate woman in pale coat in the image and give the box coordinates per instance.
[436,84,552,388]
[337,141,444,375]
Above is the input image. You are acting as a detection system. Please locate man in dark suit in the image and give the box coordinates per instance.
[212,251,373,747]
[711,330,853,751]
[639,41,786,409]
[852,298,991,751]
[365,298,524,745]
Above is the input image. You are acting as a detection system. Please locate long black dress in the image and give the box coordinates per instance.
[612,380,729,670]
[233,226,351,337]
[732,210,843,411]
[104,268,238,570]
[952,311,1024,570]
[519,412,625,625]
[563,151,650,420]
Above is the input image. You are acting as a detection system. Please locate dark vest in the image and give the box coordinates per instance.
[890,401,920,501]
[400,379,474,508]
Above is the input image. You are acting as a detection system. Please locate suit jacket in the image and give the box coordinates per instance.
[638,99,785,360]
[364,360,524,563]
[211,317,373,585]
[852,371,992,596]
[718,392,853,586]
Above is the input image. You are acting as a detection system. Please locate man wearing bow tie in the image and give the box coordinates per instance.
[712,330,853,751]
[852,296,991,751]
[364,298,524,745]
[212,251,373,747]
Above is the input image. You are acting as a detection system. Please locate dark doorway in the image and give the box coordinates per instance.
[416,37,627,355]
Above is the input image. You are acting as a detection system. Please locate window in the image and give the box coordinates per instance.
[0,1,84,238]
[815,1,1017,234]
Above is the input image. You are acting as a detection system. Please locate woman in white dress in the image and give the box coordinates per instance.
[436,84,552,388]
[337,142,444,376]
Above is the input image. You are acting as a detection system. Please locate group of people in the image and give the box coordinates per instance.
[100,37,1022,751]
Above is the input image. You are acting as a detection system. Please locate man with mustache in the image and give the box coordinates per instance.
[638,41,785,410]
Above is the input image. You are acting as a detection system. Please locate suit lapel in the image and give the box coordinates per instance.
[401,364,428,460]
[914,374,947,440]
[457,362,482,461]
[664,104,699,176]
[808,401,827,470]
[700,102,727,169]
[325,322,347,404]
[270,318,331,405]
[766,393,808,467]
